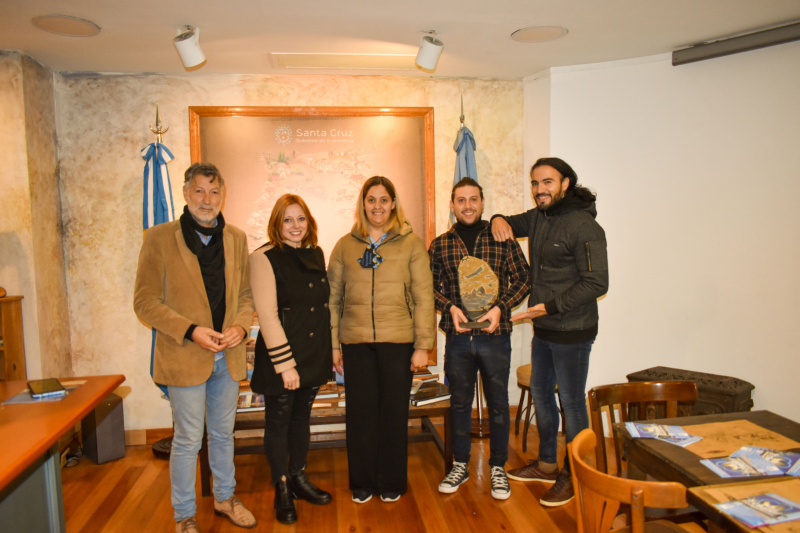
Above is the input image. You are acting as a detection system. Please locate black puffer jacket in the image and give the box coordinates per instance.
[500,189,608,343]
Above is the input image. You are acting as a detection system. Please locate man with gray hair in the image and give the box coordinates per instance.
[135,163,257,533]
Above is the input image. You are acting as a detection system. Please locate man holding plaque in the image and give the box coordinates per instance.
[491,157,608,507]
[428,178,530,500]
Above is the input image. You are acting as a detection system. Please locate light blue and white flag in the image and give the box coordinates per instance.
[141,141,175,397]
[141,142,176,229]
[450,126,477,227]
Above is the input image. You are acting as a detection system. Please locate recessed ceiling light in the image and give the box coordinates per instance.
[511,26,568,43]
[31,15,100,37]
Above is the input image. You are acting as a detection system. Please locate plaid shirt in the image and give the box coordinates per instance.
[428,221,530,335]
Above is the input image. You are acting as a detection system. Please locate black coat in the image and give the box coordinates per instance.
[251,245,332,396]
[500,189,608,342]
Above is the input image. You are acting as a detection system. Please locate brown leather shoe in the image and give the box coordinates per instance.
[176,517,199,533]
[214,495,257,529]
[539,470,574,507]
[506,460,560,483]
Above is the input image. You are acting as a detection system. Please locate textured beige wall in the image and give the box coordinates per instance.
[54,73,523,429]
[0,52,69,379]
[0,52,60,379]
[22,55,72,379]
[0,52,41,378]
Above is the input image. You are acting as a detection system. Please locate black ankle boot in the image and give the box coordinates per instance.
[274,479,297,524]
[287,470,332,505]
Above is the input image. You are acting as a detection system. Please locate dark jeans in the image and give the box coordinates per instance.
[341,342,414,495]
[529,336,593,471]
[444,333,511,468]
[262,386,319,486]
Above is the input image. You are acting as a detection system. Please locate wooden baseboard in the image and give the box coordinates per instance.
[124,429,147,446]
[121,428,174,446]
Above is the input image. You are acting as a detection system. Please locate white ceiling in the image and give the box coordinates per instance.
[2,0,799,78]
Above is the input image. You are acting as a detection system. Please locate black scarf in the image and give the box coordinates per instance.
[180,206,226,330]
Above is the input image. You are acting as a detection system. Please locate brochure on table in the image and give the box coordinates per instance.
[716,493,800,528]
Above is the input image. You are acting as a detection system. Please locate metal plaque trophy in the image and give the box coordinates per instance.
[458,256,499,329]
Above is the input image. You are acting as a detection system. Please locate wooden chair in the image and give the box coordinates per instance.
[568,428,690,533]
[588,381,698,476]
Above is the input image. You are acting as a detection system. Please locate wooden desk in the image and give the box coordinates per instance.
[199,400,452,497]
[689,477,800,533]
[616,410,800,488]
[0,375,125,533]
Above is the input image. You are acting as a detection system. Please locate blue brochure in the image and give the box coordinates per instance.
[701,456,784,478]
[625,422,691,439]
[625,422,702,446]
[716,493,800,528]
[731,446,800,476]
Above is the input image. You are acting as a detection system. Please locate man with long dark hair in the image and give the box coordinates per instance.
[134,163,257,533]
[492,157,609,507]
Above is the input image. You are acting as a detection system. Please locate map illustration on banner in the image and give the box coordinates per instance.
[199,115,426,259]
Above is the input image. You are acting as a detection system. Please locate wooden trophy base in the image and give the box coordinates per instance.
[463,320,490,330]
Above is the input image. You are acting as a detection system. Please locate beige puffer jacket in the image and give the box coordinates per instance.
[328,221,434,351]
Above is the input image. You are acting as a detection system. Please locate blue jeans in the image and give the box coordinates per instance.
[529,336,593,472]
[168,358,240,522]
[445,333,511,468]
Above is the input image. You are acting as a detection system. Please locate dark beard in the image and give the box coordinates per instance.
[536,196,555,211]
[536,191,565,211]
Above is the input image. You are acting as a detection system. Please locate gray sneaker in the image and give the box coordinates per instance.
[438,461,469,493]
[490,466,511,500]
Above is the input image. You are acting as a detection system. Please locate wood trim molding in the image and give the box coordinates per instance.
[187,105,436,247]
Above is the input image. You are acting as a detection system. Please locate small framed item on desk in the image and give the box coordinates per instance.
[28,378,67,400]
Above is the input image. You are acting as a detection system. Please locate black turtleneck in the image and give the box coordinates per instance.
[454,219,486,256]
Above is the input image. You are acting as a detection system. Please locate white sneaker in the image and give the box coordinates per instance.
[490,466,511,500]
[438,461,469,493]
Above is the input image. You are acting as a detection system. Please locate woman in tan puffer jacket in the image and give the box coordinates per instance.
[328,176,434,504]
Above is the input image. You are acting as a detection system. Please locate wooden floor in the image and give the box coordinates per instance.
[61,424,593,533]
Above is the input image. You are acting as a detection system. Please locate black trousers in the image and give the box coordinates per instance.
[262,386,319,486]
[341,342,414,495]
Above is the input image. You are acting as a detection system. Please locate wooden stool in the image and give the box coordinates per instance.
[515,363,566,453]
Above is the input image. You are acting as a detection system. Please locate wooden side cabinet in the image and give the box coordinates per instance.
[0,296,26,381]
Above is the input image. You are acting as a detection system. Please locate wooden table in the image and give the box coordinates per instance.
[0,375,125,533]
[616,410,800,488]
[689,477,800,533]
[617,411,800,531]
[200,399,452,497]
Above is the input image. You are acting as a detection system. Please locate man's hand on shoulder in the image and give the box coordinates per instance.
[449,305,471,333]
[478,306,502,333]
[510,303,547,322]
[491,217,514,242]
[191,326,224,352]
[218,325,247,350]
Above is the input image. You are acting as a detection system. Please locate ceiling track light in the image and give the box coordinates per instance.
[673,21,800,66]
[173,25,206,70]
[416,30,443,71]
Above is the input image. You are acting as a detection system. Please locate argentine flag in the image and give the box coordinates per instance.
[141,141,175,397]
[141,142,176,229]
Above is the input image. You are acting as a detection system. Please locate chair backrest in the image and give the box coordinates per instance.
[569,428,688,533]
[588,381,698,475]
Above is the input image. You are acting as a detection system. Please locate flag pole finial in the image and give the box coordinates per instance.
[149,103,169,144]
